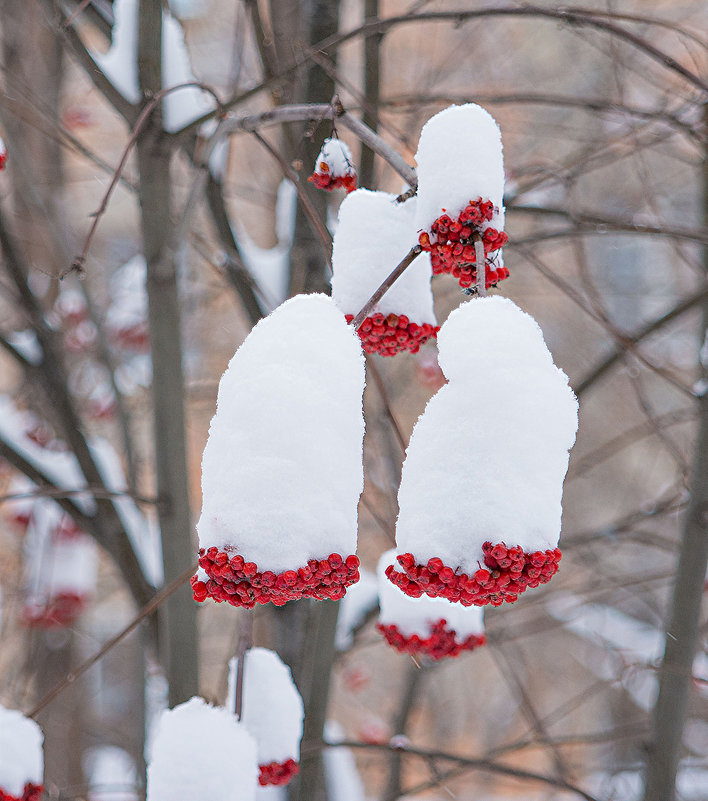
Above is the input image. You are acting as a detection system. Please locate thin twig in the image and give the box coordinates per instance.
[352,245,422,329]
[365,357,407,453]
[473,233,486,297]
[62,0,93,28]
[69,82,223,278]
[250,130,333,268]
[233,613,254,719]
[27,562,197,719]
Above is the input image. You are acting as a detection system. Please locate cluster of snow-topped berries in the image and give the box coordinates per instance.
[193,549,360,608]
[344,313,439,357]
[0,784,42,801]
[258,759,299,787]
[418,199,509,289]
[308,138,357,193]
[386,543,562,607]
[377,619,485,660]
[23,593,85,629]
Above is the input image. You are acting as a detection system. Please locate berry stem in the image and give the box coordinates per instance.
[234,612,253,720]
[351,244,423,329]
[473,232,486,297]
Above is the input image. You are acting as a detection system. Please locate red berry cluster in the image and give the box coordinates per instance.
[308,165,357,194]
[113,321,150,353]
[377,619,486,660]
[344,313,439,356]
[258,759,299,787]
[386,542,562,607]
[0,783,43,801]
[23,592,85,628]
[418,198,510,290]
[192,549,360,608]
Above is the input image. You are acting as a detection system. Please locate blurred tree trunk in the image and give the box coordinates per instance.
[642,103,708,801]
[137,0,198,707]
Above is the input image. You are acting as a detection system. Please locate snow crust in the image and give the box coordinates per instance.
[377,550,483,638]
[227,648,304,765]
[313,139,355,179]
[197,294,365,572]
[0,706,43,796]
[331,190,434,323]
[414,104,505,235]
[335,568,378,649]
[94,0,215,132]
[147,697,258,801]
[395,297,578,569]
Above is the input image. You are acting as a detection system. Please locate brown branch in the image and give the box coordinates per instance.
[26,562,197,719]
[70,82,222,279]
[573,284,708,397]
[251,130,333,268]
[0,485,157,506]
[311,739,602,801]
[233,613,254,719]
[351,245,423,329]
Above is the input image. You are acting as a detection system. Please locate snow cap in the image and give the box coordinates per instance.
[313,138,355,180]
[395,297,578,568]
[415,104,505,234]
[0,706,43,796]
[377,550,484,640]
[197,294,365,572]
[331,190,435,324]
[146,697,258,801]
[227,648,304,766]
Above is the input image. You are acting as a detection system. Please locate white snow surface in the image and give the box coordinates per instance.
[197,294,365,572]
[335,568,378,650]
[147,697,258,801]
[377,550,484,638]
[106,255,147,336]
[414,104,505,235]
[0,706,43,796]
[23,501,98,603]
[84,746,138,801]
[331,190,435,323]
[313,138,355,178]
[7,330,42,365]
[227,648,304,765]
[322,722,366,801]
[395,297,578,570]
[94,0,215,133]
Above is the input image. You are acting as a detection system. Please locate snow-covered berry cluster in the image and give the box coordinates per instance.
[344,313,439,356]
[257,759,299,787]
[386,543,562,607]
[0,138,7,171]
[23,592,86,629]
[377,619,486,660]
[193,549,360,608]
[308,138,357,193]
[418,198,509,289]
[0,783,43,801]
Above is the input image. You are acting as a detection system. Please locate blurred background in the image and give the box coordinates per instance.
[0,1,706,800]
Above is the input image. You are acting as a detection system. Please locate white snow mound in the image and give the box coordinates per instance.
[414,104,505,236]
[146,697,258,801]
[0,706,43,796]
[197,294,365,572]
[227,648,304,765]
[395,297,578,569]
[331,190,435,324]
